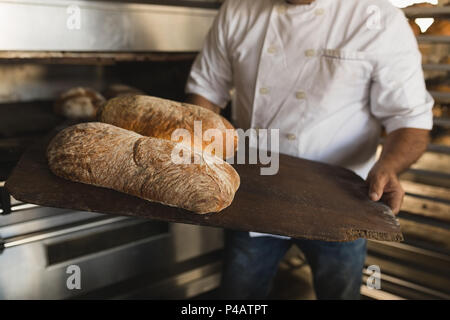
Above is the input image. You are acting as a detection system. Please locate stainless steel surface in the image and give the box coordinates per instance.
[2,165,224,299]
[0,0,218,52]
[3,216,129,248]
[0,207,104,237]
[0,203,224,299]
[0,64,105,103]
[0,0,223,299]
[110,259,222,299]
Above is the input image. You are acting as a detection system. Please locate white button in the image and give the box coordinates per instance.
[259,87,269,95]
[267,46,277,54]
[277,5,287,14]
[315,8,324,16]
[305,49,315,57]
[286,133,297,141]
[295,91,306,100]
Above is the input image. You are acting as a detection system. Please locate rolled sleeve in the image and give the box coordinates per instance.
[185,0,233,109]
[370,10,434,134]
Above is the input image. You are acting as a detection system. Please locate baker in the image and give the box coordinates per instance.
[185,0,433,299]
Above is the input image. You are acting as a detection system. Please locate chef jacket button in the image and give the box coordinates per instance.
[286,133,297,141]
[277,4,287,14]
[267,46,278,54]
[315,8,324,16]
[259,87,269,95]
[305,49,315,57]
[295,91,306,99]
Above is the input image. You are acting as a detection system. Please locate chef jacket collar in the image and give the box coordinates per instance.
[281,0,332,13]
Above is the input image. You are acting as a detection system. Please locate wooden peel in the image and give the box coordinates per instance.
[5,132,402,242]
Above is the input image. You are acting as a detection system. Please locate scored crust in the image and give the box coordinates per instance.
[47,122,240,214]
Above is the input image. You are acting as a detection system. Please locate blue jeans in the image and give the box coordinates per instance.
[220,230,367,300]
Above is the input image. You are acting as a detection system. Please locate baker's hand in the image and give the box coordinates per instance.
[366,163,405,215]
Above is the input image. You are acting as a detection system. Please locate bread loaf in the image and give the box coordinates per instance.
[425,19,450,36]
[47,122,240,214]
[98,95,237,159]
[54,87,105,120]
[408,19,421,36]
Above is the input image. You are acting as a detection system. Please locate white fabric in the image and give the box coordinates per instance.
[185,0,433,238]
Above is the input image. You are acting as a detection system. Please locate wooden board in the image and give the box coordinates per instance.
[5,132,403,242]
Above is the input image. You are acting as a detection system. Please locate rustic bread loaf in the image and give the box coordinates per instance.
[47,122,240,214]
[408,19,421,36]
[425,19,450,36]
[98,95,237,159]
[54,87,105,120]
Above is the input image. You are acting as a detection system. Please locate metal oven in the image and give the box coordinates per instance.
[0,0,225,299]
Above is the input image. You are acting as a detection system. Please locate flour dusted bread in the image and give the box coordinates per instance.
[54,87,105,120]
[98,95,237,159]
[47,122,240,214]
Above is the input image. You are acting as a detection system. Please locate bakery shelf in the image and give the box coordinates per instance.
[0,51,197,64]
[427,143,450,155]
[434,117,450,127]
[423,64,450,72]
[430,91,450,103]
[404,168,450,188]
[417,35,450,43]
[403,6,450,18]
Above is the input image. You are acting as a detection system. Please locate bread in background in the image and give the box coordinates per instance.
[54,87,105,120]
[425,19,450,35]
[409,19,422,36]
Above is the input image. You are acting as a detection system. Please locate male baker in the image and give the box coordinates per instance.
[185,0,432,299]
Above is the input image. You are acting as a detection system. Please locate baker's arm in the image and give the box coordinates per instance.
[366,8,434,215]
[186,93,221,114]
[366,128,429,214]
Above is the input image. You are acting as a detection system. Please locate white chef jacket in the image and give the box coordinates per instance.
[185,0,433,238]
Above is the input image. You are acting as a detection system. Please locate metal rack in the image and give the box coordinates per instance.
[403,6,450,18]
[364,6,450,300]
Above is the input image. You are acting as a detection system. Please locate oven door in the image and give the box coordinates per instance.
[0,200,224,299]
